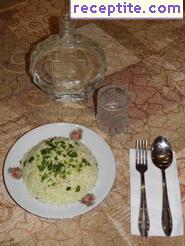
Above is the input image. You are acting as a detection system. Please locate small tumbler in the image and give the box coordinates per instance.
[96,84,130,135]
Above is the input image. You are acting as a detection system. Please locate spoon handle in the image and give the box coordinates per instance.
[161,169,173,236]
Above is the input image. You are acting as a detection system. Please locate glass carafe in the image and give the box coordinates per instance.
[29,16,106,101]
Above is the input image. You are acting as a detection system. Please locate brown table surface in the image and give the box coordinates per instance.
[1,1,185,245]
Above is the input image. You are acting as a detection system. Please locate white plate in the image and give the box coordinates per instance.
[3,123,116,219]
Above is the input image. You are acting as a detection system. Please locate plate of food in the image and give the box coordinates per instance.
[3,123,116,219]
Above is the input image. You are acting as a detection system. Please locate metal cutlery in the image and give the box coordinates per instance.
[151,136,173,236]
[135,140,150,238]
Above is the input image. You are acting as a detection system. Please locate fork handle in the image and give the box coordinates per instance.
[138,174,150,238]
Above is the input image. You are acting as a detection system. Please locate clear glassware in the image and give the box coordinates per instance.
[96,84,130,135]
[29,15,106,101]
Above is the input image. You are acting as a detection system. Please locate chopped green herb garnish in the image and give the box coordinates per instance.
[45,139,57,148]
[82,158,90,166]
[41,148,51,155]
[29,156,34,162]
[67,151,78,158]
[60,142,66,149]
[47,163,52,171]
[82,158,87,163]
[41,173,48,182]
[75,185,81,192]
[37,165,45,171]
[66,186,71,191]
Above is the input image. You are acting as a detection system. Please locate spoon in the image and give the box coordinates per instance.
[151,136,173,236]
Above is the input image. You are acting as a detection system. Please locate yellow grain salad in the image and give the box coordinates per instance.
[20,136,98,205]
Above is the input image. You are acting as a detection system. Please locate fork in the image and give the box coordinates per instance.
[135,140,150,238]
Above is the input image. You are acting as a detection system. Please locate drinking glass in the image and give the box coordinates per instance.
[96,84,130,134]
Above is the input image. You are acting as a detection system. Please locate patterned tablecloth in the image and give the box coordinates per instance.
[0,1,185,245]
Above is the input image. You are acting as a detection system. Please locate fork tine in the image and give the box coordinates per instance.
[142,140,147,165]
[143,141,145,163]
[135,140,138,164]
[135,140,139,164]
[141,140,144,164]
[139,140,142,164]
[144,140,147,165]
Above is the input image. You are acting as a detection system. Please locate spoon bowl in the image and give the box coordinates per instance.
[151,136,173,169]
